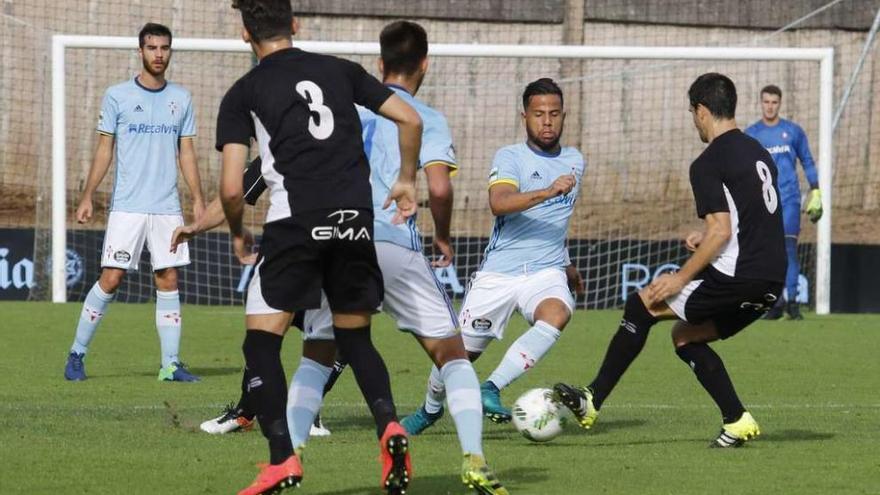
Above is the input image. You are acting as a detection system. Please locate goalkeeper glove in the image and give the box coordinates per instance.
[805,188,823,223]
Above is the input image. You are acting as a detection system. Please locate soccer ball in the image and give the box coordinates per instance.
[511,388,566,442]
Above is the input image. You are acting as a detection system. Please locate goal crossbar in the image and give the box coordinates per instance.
[50,35,834,314]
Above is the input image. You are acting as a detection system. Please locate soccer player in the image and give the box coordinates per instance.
[171,159,344,438]
[284,21,508,494]
[64,23,204,383]
[405,78,585,427]
[745,84,822,320]
[554,73,785,448]
[217,2,422,494]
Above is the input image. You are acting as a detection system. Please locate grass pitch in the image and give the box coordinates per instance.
[1,301,878,494]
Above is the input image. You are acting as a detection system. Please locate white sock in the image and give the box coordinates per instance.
[156,290,181,368]
[288,357,332,450]
[442,359,483,455]
[424,365,446,414]
[487,320,561,390]
[71,282,114,354]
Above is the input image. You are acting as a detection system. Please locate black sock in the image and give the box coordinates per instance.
[333,325,397,438]
[235,367,255,420]
[675,343,745,424]
[589,294,658,409]
[322,355,347,397]
[242,330,292,464]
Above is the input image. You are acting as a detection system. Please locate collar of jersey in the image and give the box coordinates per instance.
[134,76,167,93]
[525,142,562,158]
[386,84,413,96]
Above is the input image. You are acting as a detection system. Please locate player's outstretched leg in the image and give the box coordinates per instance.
[552,382,598,430]
[483,317,564,423]
[559,294,658,427]
[201,369,255,434]
[65,278,118,381]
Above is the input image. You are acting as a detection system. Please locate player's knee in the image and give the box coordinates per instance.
[154,268,178,291]
[533,298,571,330]
[98,269,124,293]
[302,340,337,367]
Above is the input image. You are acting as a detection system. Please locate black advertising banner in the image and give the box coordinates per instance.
[1,228,877,313]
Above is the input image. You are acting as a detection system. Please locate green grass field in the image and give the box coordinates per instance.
[2,302,878,494]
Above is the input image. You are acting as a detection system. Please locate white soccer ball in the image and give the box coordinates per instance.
[511,388,566,442]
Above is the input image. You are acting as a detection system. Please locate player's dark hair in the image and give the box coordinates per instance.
[688,73,737,119]
[522,78,564,110]
[379,21,428,75]
[138,23,172,48]
[232,0,293,44]
[761,84,782,98]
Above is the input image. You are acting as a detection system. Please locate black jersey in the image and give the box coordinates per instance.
[216,48,393,221]
[689,129,786,282]
[243,158,265,206]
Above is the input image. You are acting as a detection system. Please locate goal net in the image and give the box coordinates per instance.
[37,36,833,313]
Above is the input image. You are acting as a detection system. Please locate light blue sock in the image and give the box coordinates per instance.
[156,290,182,368]
[424,365,446,414]
[442,359,483,455]
[288,357,332,450]
[71,282,114,354]
[487,320,561,390]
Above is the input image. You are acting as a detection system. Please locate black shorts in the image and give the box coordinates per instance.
[667,266,783,339]
[248,208,383,314]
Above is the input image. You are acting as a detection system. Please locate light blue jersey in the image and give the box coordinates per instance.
[97,77,196,214]
[359,85,457,251]
[480,143,585,276]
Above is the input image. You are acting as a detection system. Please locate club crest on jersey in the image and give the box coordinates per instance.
[168,101,179,117]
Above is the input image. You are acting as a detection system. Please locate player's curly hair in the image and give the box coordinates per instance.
[231,0,293,44]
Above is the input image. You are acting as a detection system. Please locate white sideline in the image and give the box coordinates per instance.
[51,37,834,314]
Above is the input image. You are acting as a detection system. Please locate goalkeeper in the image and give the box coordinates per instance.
[745,84,822,320]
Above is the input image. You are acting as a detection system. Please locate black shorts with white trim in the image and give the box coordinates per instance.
[680,266,783,339]
[255,208,383,314]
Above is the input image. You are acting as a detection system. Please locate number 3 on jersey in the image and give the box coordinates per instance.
[755,160,778,213]
[295,81,334,140]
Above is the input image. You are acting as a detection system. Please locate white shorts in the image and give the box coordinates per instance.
[302,241,459,340]
[459,268,574,352]
[101,211,190,271]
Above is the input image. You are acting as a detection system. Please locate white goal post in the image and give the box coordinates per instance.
[50,35,834,314]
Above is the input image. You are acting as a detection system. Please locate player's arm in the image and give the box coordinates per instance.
[178,137,206,221]
[220,143,252,262]
[647,212,731,305]
[796,126,823,222]
[488,174,575,216]
[424,162,454,267]
[76,133,115,224]
[377,94,423,223]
